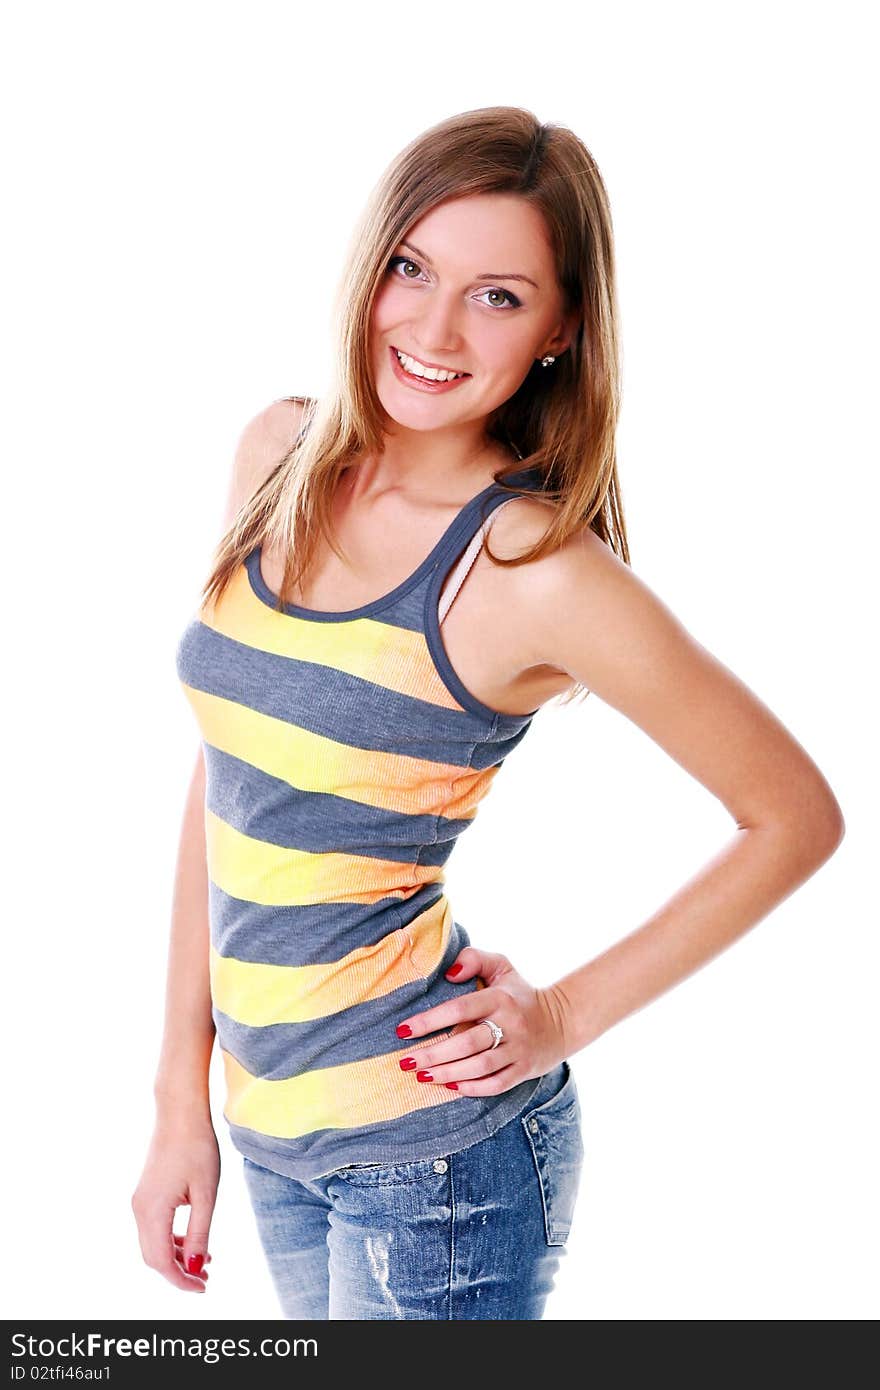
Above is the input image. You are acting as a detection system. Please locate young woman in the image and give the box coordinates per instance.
[131,106,845,1320]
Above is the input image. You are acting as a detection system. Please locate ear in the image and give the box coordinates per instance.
[544,307,582,359]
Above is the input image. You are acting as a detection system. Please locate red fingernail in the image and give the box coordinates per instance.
[186,1253,205,1275]
[396,1024,412,1038]
[446,963,463,977]
[399,1057,417,1070]
[416,1070,434,1082]
[445,1082,459,1090]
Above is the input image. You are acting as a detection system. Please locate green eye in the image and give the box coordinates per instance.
[477,287,520,310]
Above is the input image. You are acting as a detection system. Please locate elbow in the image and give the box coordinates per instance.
[801,811,845,872]
[744,781,846,869]
[817,802,846,860]
[783,790,846,869]
[804,776,847,861]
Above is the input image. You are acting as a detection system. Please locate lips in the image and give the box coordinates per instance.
[388,345,470,393]
[392,346,470,378]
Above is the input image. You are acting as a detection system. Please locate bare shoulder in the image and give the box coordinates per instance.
[508,509,758,747]
[510,511,686,686]
[486,493,622,602]
[486,497,631,676]
[221,395,313,528]
[486,491,561,560]
[234,395,311,490]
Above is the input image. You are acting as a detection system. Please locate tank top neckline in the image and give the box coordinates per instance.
[244,465,542,624]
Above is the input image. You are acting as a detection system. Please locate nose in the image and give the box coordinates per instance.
[411,290,464,357]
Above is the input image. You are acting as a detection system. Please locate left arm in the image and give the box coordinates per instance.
[394,528,845,1092]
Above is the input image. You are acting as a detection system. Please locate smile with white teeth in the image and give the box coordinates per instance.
[395,348,468,382]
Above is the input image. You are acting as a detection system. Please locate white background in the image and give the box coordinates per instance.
[3,0,876,1322]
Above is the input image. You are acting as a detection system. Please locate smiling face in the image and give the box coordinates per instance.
[369,193,577,436]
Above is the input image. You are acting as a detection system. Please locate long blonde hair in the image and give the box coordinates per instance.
[200,105,629,706]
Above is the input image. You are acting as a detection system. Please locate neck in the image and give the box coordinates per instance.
[344,432,518,507]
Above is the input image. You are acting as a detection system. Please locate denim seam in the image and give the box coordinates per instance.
[522,1120,554,1246]
[446,1151,457,1320]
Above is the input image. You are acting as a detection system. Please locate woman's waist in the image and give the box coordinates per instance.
[212,947,485,1088]
[209,894,475,1033]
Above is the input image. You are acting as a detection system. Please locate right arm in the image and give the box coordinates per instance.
[130,396,309,1294]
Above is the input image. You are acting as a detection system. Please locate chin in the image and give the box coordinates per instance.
[378,378,464,424]
[379,402,454,433]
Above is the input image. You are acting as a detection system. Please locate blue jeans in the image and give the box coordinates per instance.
[241,1060,585,1320]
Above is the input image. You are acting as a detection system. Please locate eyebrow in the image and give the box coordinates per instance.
[399,240,539,290]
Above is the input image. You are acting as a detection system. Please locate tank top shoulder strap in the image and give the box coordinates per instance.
[438,496,521,625]
[435,463,545,622]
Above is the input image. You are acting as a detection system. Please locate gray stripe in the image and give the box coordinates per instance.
[208,882,446,967]
[204,744,472,857]
[178,619,523,760]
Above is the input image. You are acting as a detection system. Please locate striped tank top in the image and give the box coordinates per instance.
[174,460,550,1180]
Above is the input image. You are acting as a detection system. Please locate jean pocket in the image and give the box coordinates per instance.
[331,1154,452,1187]
[520,1061,585,1246]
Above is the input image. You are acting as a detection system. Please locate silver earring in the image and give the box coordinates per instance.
[540,355,556,367]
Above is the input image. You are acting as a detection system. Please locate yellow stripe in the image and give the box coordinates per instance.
[205,808,445,906]
[210,897,451,1026]
[181,683,497,821]
[200,563,465,711]
[220,1036,464,1138]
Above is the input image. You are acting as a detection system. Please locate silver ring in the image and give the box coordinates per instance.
[480,1018,504,1050]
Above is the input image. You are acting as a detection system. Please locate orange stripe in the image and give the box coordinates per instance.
[220,1037,462,1139]
[210,896,452,1026]
[205,808,446,907]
